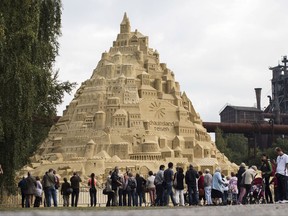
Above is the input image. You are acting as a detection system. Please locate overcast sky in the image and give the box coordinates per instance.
[56,0,288,123]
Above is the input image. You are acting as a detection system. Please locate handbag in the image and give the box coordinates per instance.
[173,173,177,188]
[102,188,108,195]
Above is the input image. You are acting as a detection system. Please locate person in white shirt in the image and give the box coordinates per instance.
[275,147,288,203]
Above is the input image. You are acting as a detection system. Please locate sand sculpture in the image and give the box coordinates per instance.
[23,13,237,182]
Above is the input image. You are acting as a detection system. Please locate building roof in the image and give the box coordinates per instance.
[223,105,262,113]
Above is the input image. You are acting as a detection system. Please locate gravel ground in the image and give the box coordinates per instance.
[1,204,287,216]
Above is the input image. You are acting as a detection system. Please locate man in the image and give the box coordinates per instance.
[154,165,165,206]
[275,147,288,203]
[24,172,36,208]
[18,177,26,208]
[111,166,122,206]
[204,169,213,205]
[42,169,56,207]
[163,162,176,206]
[185,164,199,205]
[260,153,273,203]
[70,172,82,207]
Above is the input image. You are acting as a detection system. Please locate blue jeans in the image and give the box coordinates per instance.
[51,187,57,207]
[127,190,136,206]
[44,187,52,207]
[136,191,143,206]
[188,184,197,205]
[164,183,176,206]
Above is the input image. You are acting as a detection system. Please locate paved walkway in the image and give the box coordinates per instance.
[1,204,287,216]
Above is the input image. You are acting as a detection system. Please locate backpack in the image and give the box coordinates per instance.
[128,179,136,189]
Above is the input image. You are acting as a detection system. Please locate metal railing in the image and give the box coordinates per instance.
[0,187,152,208]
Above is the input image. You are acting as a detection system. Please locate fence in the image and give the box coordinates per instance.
[0,187,152,208]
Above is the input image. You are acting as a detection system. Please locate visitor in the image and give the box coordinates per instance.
[135,173,146,206]
[127,172,137,206]
[222,175,229,205]
[236,163,246,198]
[34,176,43,207]
[237,165,257,204]
[275,147,288,203]
[228,172,238,205]
[146,171,156,206]
[163,162,176,206]
[118,173,125,206]
[211,167,226,205]
[198,171,205,205]
[51,170,58,207]
[185,164,199,206]
[60,177,71,207]
[105,171,114,207]
[154,164,165,206]
[88,173,97,207]
[42,169,56,207]
[270,159,278,202]
[24,172,36,208]
[111,166,122,206]
[260,153,273,203]
[70,172,82,207]
[174,167,185,206]
[204,169,213,205]
[18,177,26,208]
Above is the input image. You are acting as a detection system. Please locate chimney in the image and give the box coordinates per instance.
[254,88,262,110]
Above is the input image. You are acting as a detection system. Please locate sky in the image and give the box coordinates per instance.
[55,0,288,123]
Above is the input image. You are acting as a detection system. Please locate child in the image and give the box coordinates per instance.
[61,178,71,207]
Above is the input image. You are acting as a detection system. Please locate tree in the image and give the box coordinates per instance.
[215,128,231,159]
[0,0,75,195]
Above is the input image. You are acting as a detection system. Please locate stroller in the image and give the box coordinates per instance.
[246,177,265,204]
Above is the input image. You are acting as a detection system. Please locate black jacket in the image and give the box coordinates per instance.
[174,172,185,190]
[185,168,199,186]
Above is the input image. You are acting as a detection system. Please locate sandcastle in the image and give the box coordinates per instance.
[24,13,237,181]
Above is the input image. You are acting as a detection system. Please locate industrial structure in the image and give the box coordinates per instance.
[204,56,288,157]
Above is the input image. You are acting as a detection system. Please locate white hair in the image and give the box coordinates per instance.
[215,167,221,172]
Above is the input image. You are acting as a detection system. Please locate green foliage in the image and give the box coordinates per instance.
[0,0,75,196]
[216,127,288,167]
[215,128,248,165]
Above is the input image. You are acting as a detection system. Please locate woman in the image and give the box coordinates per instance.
[211,167,226,205]
[228,172,238,205]
[135,173,145,206]
[198,171,205,205]
[174,167,185,206]
[236,163,246,198]
[105,171,114,207]
[238,165,257,204]
[34,176,43,207]
[260,154,273,203]
[146,171,156,206]
[88,173,97,207]
[127,172,137,206]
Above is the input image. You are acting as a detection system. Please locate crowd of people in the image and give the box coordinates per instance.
[16,146,288,207]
